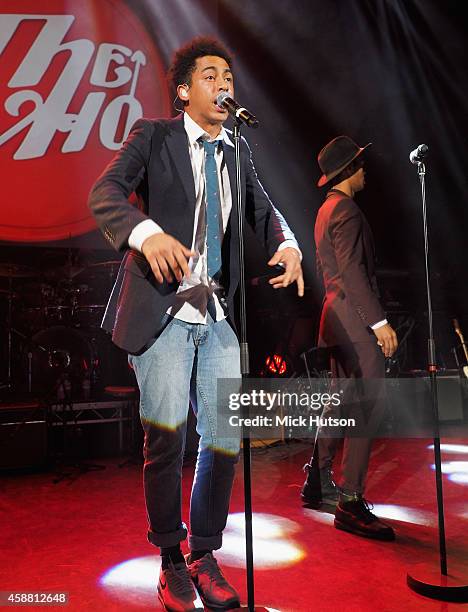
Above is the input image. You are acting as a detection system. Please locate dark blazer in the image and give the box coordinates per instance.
[88,115,288,353]
[314,189,385,347]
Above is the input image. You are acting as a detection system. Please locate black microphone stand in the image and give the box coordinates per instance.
[232,119,268,612]
[406,160,468,601]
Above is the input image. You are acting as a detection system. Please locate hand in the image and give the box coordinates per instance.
[142,233,195,284]
[267,247,304,297]
[373,323,398,358]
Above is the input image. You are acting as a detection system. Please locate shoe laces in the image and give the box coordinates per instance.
[356,498,377,523]
[197,553,229,586]
[166,560,195,596]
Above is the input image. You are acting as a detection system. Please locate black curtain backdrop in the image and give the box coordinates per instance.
[214,1,468,310]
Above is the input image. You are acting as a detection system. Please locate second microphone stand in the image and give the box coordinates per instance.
[406,160,468,601]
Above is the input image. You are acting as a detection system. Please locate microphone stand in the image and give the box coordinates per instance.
[406,161,468,601]
[232,119,267,612]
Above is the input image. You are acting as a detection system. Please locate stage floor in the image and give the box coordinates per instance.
[2,438,468,611]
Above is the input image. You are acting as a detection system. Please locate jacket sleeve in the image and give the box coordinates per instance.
[88,118,154,251]
[315,251,325,294]
[242,138,300,258]
[331,200,385,327]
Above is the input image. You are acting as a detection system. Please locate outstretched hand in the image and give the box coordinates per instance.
[267,247,304,297]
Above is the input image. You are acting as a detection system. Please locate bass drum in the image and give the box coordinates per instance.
[28,326,95,398]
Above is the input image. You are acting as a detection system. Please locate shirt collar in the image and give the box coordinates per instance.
[327,188,350,199]
[184,112,234,148]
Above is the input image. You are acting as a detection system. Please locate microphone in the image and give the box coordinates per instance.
[216,92,259,129]
[409,143,428,164]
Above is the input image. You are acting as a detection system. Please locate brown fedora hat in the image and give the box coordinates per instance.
[317,135,371,187]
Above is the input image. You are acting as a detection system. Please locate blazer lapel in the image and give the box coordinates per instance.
[224,143,239,229]
[166,116,196,214]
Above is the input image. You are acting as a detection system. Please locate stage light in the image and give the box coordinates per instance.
[99,513,302,606]
[448,473,468,484]
[100,556,157,590]
[428,444,468,454]
[218,512,304,569]
[302,509,334,525]
[226,511,291,539]
[100,555,160,604]
[265,354,287,376]
[430,461,468,485]
[99,553,283,609]
[431,461,468,474]
[372,504,434,526]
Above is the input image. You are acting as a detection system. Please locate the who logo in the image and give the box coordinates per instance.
[0,0,170,242]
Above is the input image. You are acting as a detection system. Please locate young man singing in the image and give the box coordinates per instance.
[89,37,303,611]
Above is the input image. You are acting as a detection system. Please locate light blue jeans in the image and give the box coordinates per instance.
[129,315,241,551]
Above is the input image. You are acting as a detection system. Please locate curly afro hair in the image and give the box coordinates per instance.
[168,36,233,92]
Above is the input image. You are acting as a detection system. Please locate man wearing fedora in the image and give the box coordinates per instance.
[301,136,398,541]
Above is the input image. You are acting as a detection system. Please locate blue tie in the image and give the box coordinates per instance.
[203,140,222,278]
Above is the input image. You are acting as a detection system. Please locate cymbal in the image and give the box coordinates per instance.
[0,263,34,278]
[86,260,121,273]
[87,260,121,269]
[44,265,86,280]
[74,260,122,280]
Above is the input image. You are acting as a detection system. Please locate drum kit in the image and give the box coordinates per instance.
[0,258,124,399]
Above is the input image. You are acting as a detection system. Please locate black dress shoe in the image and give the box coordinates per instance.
[334,497,395,541]
[319,467,339,505]
[301,462,321,507]
[301,464,339,507]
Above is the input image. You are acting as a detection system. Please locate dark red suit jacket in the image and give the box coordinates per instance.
[315,189,385,347]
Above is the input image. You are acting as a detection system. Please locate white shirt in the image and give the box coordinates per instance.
[128,112,300,323]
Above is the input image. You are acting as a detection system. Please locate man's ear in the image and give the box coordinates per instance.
[177,84,189,101]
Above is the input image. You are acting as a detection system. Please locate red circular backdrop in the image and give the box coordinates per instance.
[0,0,170,242]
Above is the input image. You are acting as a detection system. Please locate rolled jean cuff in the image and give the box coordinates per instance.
[189,532,223,552]
[147,523,188,548]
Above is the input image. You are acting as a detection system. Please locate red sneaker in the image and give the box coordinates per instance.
[158,560,204,611]
[186,553,240,610]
